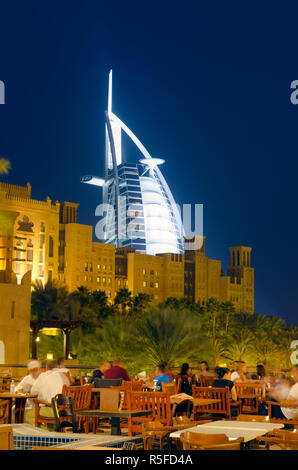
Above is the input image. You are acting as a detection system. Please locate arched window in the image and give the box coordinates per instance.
[232,251,235,266]
[247,252,250,266]
[237,251,240,266]
[27,239,33,262]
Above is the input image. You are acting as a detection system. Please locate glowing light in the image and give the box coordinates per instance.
[46,353,54,360]
[139,157,165,167]
[80,175,105,187]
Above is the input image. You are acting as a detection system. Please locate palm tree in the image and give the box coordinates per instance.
[132,292,152,315]
[221,301,236,333]
[114,288,133,315]
[206,298,221,344]
[0,158,11,174]
[31,279,69,321]
[131,306,202,369]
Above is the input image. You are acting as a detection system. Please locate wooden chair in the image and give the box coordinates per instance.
[255,429,298,450]
[110,380,144,410]
[192,386,242,420]
[235,382,266,414]
[236,413,269,422]
[34,399,57,429]
[266,399,298,427]
[180,431,243,450]
[0,399,10,424]
[127,391,171,436]
[199,375,215,387]
[163,382,176,396]
[62,384,92,433]
[142,420,171,450]
[0,425,14,450]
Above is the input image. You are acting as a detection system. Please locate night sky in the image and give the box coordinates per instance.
[0,2,298,324]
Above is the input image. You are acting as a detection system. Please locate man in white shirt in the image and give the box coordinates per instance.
[31,367,66,403]
[53,357,75,384]
[281,365,298,420]
[15,360,42,394]
[25,361,69,427]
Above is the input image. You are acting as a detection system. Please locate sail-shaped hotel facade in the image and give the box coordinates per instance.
[81,70,184,256]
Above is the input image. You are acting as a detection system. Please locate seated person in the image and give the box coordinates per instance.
[144,362,173,391]
[91,360,111,383]
[177,363,192,395]
[14,360,42,416]
[259,366,298,424]
[104,358,131,381]
[199,361,210,377]
[53,357,75,384]
[25,361,67,427]
[230,361,248,382]
[212,367,239,417]
[15,360,42,393]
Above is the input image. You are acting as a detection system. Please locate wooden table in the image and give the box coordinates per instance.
[0,393,38,423]
[169,419,284,445]
[76,409,152,435]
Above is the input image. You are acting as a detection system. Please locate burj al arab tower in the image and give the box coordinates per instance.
[81,70,184,256]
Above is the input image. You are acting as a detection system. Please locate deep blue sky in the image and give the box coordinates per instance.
[0,2,298,324]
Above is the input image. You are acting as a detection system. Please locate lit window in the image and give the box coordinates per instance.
[103,265,106,270]
[143,281,147,287]
[97,277,100,283]
[103,277,106,284]
[97,264,100,270]
[143,268,146,275]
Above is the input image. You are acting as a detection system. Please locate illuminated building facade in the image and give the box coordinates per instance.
[81,70,184,255]
[0,181,254,313]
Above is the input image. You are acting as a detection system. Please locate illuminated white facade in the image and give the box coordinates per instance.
[81,70,184,255]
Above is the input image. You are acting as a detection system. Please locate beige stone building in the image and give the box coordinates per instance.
[0,181,254,313]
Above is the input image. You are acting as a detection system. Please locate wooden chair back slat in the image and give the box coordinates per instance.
[62,384,93,433]
[127,391,171,436]
[0,399,10,424]
[235,382,266,413]
[192,386,231,419]
[199,376,215,387]
[62,384,92,410]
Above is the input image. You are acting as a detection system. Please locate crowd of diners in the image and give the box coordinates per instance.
[11,358,298,429]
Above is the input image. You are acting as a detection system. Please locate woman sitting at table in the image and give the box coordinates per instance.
[177,363,192,395]
[212,367,239,417]
[212,367,237,401]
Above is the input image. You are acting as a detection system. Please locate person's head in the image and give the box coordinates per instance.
[99,360,111,373]
[215,367,231,380]
[257,364,266,378]
[232,361,238,371]
[57,357,65,368]
[290,365,298,382]
[237,361,247,374]
[45,360,58,371]
[156,362,167,375]
[27,360,42,380]
[112,358,123,368]
[180,363,190,375]
[200,361,209,372]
